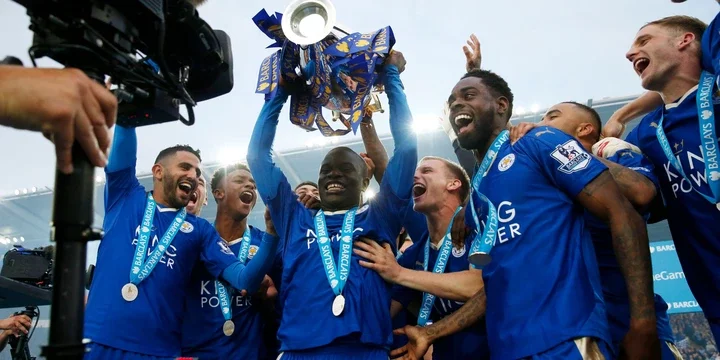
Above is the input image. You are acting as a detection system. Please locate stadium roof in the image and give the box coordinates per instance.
[0,93,667,264]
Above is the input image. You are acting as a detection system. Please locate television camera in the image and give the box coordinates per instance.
[7,0,235,358]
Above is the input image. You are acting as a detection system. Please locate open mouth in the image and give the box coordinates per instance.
[412,183,427,199]
[325,182,345,194]
[240,190,255,204]
[634,58,650,76]
[189,191,198,204]
[453,113,473,131]
[178,179,195,195]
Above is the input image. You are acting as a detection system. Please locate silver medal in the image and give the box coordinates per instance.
[222,320,235,336]
[121,283,138,302]
[332,294,345,317]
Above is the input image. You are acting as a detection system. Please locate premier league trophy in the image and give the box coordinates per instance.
[253,0,394,136]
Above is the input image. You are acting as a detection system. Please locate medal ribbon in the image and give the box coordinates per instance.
[467,131,506,268]
[656,70,720,204]
[216,228,253,322]
[417,206,462,326]
[314,208,357,299]
[129,193,186,285]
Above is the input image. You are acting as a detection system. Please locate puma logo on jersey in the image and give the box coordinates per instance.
[534,128,554,137]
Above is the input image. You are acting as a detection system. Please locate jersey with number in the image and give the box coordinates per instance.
[624,11,720,318]
[582,150,674,347]
[180,226,268,359]
[84,167,238,357]
[392,219,489,360]
[465,127,611,359]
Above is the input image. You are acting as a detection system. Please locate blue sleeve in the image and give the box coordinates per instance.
[104,125,141,212]
[372,65,418,242]
[392,243,422,307]
[701,11,720,75]
[402,208,428,244]
[220,232,280,293]
[609,150,659,189]
[246,89,297,237]
[516,126,608,197]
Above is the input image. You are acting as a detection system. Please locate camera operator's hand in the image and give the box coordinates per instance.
[0,66,118,174]
[0,314,31,336]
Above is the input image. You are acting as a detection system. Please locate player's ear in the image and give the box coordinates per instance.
[447,179,462,193]
[152,163,164,182]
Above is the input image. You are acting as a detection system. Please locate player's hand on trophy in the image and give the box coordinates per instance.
[391,326,432,360]
[450,206,470,249]
[354,238,400,282]
[509,122,540,144]
[0,66,117,174]
[592,137,642,159]
[385,50,406,74]
[264,208,277,236]
[0,314,31,336]
[463,34,482,72]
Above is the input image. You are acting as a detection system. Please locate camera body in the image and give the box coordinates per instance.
[0,246,53,288]
[13,0,234,127]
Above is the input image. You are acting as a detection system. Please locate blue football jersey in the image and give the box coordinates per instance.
[624,12,720,318]
[85,167,238,357]
[466,127,611,359]
[582,149,674,347]
[181,226,270,359]
[392,221,490,360]
[247,65,416,353]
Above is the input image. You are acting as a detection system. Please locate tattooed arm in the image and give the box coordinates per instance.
[390,288,486,359]
[575,170,660,359]
[593,157,656,211]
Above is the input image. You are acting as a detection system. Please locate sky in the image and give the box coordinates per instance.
[0,0,716,195]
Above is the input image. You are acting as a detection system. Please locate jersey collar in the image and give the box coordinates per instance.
[665,85,699,110]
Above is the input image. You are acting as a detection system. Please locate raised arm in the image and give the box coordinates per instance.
[104,125,141,213]
[360,116,389,184]
[381,52,417,199]
[107,125,137,172]
[591,145,657,211]
[602,92,663,138]
[246,88,295,233]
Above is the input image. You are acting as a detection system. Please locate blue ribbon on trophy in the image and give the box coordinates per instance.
[252,7,395,136]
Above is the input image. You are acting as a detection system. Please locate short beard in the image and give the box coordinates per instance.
[457,106,497,152]
[163,175,187,208]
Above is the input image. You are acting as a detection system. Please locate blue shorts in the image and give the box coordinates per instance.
[526,337,613,360]
[84,343,177,360]
[278,343,388,360]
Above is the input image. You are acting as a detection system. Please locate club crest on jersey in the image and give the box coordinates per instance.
[218,241,234,256]
[248,245,259,259]
[551,140,590,174]
[498,154,515,172]
[179,221,194,233]
[452,245,466,258]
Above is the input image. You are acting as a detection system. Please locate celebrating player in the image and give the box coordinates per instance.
[247,50,416,359]
[617,13,720,345]
[394,69,658,360]
[181,163,280,359]
[511,102,681,359]
[84,126,279,359]
[354,156,489,360]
